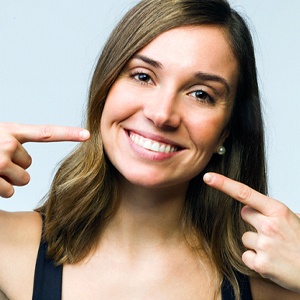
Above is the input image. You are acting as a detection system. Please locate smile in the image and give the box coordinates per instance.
[129,132,178,153]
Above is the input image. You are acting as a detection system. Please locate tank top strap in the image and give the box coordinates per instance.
[221,270,252,300]
[32,215,251,300]
[32,214,62,300]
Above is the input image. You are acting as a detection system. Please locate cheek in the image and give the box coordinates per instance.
[187,112,229,149]
[100,93,124,134]
[101,83,140,126]
[102,86,122,121]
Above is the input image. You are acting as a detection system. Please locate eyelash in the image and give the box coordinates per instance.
[189,90,215,104]
[129,70,215,104]
[130,70,154,85]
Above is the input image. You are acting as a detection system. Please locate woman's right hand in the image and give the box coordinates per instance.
[0,123,90,198]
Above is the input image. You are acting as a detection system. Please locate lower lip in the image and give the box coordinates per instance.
[125,130,179,161]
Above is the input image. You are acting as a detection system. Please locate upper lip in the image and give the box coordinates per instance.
[125,129,185,150]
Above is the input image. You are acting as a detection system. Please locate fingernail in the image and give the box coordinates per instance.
[203,173,213,184]
[79,130,90,140]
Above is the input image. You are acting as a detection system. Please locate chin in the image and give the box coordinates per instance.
[117,169,190,191]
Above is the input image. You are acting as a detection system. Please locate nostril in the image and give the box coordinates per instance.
[144,109,181,129]
[143,93,181,129]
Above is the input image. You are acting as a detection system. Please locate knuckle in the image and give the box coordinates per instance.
[253,256,271,277]
[19,151,33,170]
[24,155,32,169]
[22,172,31,185]
[0,180,14,198]
[0,122,17,133]
[241,231,250,243]
[0,157,10,170]
[256,237,271,251]
[237,185,253,201]
[2,138,19,153]
[277,203,290,218]
[260,219,277,236]
[4,187,15,198]
[241,205,251,217]
[39,126,53,140]
[17,171,31,186]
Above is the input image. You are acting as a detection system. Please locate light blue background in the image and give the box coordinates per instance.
[0,1,299,212]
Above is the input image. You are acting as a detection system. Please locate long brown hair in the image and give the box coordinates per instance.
[36,0,267,298]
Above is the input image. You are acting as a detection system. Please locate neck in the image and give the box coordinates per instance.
[103,178,189,250]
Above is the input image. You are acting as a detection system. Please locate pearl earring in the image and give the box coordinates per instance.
[217,146,226,155]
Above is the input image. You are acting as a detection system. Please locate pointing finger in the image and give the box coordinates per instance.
[203,172,275,215]
[1,123,90,144]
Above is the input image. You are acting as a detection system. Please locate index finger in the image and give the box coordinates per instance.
[1,123,90,144]
[203,172,275,215]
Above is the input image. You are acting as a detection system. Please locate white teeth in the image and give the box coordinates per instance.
[143,140,152,150]
[151,142,160,152]
[138,138,144,147]
[129,132,177,153]
[159,144,165,152]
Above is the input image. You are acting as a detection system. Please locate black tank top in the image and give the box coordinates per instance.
[32,237,62,300]
[33,223,252,299]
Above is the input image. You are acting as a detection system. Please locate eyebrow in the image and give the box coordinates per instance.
[132,54,231,96]
[195,72,231,96]
[132,54,163,69]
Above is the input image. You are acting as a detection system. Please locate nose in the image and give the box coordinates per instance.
[143,89,181,129]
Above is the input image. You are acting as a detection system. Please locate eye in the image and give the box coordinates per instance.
[131,71,154,85]
[189,89,215,104]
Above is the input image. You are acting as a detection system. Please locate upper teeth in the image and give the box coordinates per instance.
[130,132,177,153]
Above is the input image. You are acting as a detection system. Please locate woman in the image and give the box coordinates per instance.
[0,0,299,299]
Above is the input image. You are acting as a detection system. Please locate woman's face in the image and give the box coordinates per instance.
[101,25,238,190]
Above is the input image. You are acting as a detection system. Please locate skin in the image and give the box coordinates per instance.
[0,123,89,299]
[0,25,299,299]
[64,25,237,299]
[100,26,236,191]
[204,173,300,295]
[0,123,90,198]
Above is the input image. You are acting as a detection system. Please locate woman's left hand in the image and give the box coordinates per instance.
[203,172,300,293]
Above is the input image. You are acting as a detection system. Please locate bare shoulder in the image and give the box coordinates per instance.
[250,276,300,300]
[0,210,42,241]
[0,210,42,298]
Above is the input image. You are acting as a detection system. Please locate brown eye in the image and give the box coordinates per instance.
[137,73,150,81]
[132,72,153,84]
[190,90,214,104]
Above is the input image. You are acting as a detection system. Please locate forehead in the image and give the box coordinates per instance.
[139,25,236,59]
[135,25,239,95]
